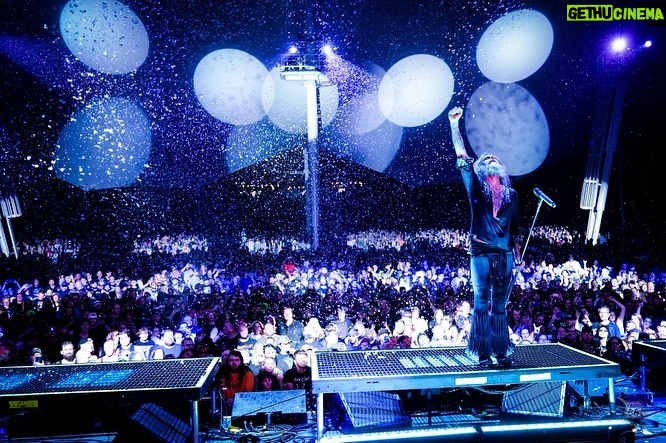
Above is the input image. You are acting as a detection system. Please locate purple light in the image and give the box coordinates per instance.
[610,37,628,53]
[288,45,298,54]
[644,40,652,48]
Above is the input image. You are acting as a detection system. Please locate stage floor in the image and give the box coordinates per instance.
[311,343,620,393]
[5,346,666,442]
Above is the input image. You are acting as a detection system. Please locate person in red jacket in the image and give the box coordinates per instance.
[218,350,255,410]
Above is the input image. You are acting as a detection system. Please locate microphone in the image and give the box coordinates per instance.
[533,188,556,208]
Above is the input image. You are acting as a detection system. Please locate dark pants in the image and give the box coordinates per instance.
[467,251,514,358]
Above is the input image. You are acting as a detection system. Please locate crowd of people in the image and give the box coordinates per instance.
[132,233,209,256]
[1,224,665,410]
[16,238,81,264]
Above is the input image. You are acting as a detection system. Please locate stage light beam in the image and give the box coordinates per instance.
[465,81,549,177]
[54,98,151,190]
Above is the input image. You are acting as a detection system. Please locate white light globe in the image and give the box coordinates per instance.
[465,81,549,176]
[59,0,149,74]
[476,9,554,83]
[55,98,152,189]
[194,49,270,126]
[378,54,454,127]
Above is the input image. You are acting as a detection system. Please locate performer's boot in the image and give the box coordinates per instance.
[491,314,513,366]
[467,313,492,365]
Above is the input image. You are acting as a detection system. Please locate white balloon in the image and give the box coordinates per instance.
[477,9,554,83]
[194,49,270,126]
[378,54,454,127]
[59,0,149,74]
[465,81,549,176]
[55,98,152,189]
[262,67,339,134]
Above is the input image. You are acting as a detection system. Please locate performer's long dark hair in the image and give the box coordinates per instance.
[474,152,512,203]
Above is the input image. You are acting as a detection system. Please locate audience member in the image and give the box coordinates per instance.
[56,341,76,365]
[75,338,99,363]
[277,306,304,343]
[157,329,181,359]
[284,349,314,409]
[218,350,255,410]
[29,347,46,366]
[133,327,155,359]
[256,370,281,392]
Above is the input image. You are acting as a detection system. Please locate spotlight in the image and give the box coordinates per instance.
[321,44,334,56]
[280,41,326,72]
[643,40,652,48]
[610,37,628,53]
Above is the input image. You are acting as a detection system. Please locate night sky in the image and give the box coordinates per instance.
[1,0,665,246]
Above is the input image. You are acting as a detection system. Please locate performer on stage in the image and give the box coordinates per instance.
[448,106,522,366]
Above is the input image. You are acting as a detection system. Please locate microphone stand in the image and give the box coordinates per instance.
[523,198,545,263]
[508,198,547,299]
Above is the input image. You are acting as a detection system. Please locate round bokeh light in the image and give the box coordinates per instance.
[226,119,300,173]
[55,98,152,190]
[378,54,454,127]
[194,49,270,126]
[332,118,403,173]
[337,90,386,136]
[476,9,553,83]
[465,81,549,176]
[329,62,386,136]
[59,0,149,75]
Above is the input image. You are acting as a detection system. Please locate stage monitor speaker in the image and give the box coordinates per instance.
[334,391,412,433]
[113,403,191,443]
[502,381,567,418]
[231,390,307,427]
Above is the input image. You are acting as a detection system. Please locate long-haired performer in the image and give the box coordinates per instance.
[448,106,523,366]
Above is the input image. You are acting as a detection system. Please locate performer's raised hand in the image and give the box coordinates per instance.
[448,106,463,125]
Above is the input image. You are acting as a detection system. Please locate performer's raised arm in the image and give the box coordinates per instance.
[448,106,469,159]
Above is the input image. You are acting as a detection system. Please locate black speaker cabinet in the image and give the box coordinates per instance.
[113,403,192,443]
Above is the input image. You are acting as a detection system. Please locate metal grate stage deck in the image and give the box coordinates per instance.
[633,339,666,361]
[633,339,666,393]
[0,358,220,442]
[0,357,219,403]
[311,343,620,393]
